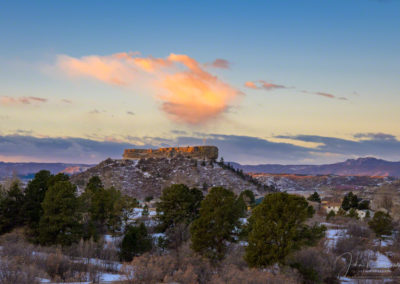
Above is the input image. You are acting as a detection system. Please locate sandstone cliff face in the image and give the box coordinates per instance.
[71,156,266,199]
[123,146,218,160]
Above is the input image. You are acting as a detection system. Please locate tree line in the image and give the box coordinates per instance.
[0,170,326,272]
[124,183,326,271]
[0,171,137,247]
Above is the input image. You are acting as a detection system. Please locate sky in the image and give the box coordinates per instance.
[0,0,399,164]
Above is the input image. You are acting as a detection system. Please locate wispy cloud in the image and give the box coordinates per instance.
[126,111,135,116]
[244,80,287,91]
[302,90,348,101]
[61,99,72,104]
[56,52,240,124]
[0,96,48,106]
[244,79,349,101]
[88,109,106,114]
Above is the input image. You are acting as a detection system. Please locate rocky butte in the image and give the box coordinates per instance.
[71,145,273,199]
[123,146,218,160]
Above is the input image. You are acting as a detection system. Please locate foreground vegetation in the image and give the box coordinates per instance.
[1,170,400,283]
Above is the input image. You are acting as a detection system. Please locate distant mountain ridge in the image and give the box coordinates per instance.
[0,162,92,180]
[231,157,400,178]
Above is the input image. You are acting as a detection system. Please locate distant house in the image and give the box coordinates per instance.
[322,200,341,214]
[322,200,373,219]
[355,209,373,219]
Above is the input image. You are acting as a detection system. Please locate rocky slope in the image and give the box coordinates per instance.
[71,156,269,199]
[232,157,400,177]
[251,173,395,192]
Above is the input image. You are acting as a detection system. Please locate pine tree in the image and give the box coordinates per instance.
[307,192,321,203]
[80,177,136,238]
[156,184,203,232]
[0,181,25,234]
[347,208,359,219]
[39,181,82,246]
[245,192,326,267]
[369,211,393,238]
[23,170,52,238]
[326,210,336,220]
[341,192,359,211]
[190,187,243,261]
[120,223,152,261]
[239,190,255,206]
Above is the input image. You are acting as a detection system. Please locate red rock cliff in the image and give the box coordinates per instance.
[123,146,218,160]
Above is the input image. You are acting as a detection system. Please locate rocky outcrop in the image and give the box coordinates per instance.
[70,156,269,199]
[123,146,218,160]
[251,173,394,192]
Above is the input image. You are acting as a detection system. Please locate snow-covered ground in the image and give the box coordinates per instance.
[129,207,157,219]
[39,272,128,283]
[370,252,393,269]
[325,228,347,249]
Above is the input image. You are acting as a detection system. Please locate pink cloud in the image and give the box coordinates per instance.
[244,81,258,89]
[315,92,335,99]
[0,96,48,105]
[244,80,286,90]
[56,52,239,124]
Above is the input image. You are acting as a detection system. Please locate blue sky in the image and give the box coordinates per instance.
[0,0,399,164]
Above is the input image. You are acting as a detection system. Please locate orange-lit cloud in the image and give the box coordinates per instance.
[0,96,47,105]
[57,52,239,124]
[57,54,138,85]
[244,81,258,89]
[244,80,286,90]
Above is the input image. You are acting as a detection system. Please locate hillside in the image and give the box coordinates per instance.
[232,157,400,177]
[251,173,394,192]
[71,156,270,199]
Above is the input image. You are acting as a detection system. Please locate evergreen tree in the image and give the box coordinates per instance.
[347,208,359,219]
[341,192,359,211]
[244,192,326,267]
[307,191,321,203]
[47,173,70,187]
[239,190,255,206]
[326,210,336,220]
[357,200,370,210]
[190,187,243,261]
[85,176,103,193]
[156,184,203,232]
[80,177,136,238]
[0,181,25,234]
[39,181,82,246]
[23,170,52,238]
[120,223,152,261]
[369,211,393,238]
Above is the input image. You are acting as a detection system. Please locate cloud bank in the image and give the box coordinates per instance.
[1,132,400,164]
[57,52,239,124]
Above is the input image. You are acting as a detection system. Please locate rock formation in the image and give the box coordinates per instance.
[71,155,271,199]
[123,146,218,160]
